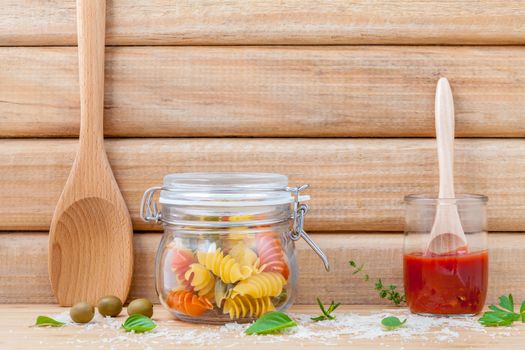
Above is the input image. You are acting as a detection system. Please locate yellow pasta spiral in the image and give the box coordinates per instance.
[228,242,265,275]
[231,272,286,298]
[184,263,215,299]
[223,295,275,319]
[229,242,257,265]
[197,244,251,284]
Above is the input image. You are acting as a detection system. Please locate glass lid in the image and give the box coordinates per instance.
[159,172,309,206]
[164,172,288,190]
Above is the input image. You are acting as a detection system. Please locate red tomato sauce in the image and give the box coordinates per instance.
[404,250,488,315]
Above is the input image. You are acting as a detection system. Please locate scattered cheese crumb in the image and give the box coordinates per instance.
[35,309,515,349]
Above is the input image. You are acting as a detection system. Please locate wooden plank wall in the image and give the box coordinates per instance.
[1,0,525,304]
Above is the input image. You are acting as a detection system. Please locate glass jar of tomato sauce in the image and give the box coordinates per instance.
[140,173,330,324]
[403,194,488,316]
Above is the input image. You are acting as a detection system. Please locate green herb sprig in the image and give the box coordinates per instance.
[381,316,406,330]
[121,314,157,333]
[311,297,341,322]
[479,294,525,327]
[34,316,65,327]
[349,260,406,306]
[245,311,297,335]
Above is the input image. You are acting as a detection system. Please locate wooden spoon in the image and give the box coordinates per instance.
[48,0,133,306]
[426,78,468,255]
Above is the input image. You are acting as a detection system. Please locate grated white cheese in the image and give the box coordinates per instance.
[35,309,518,349]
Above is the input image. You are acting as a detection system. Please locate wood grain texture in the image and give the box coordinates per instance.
[48,0,134,307]
[1,138,525,232]
[3,305,524,350]
[2,1,525,46]
[1,46,525,138]
[1,233,523,305]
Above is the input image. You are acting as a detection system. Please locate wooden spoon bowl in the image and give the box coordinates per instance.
[50,196,133,304]
[426,232,468,256]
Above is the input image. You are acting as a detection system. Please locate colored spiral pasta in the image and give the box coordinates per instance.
[196,243,252,283]
[231,271,286,298]
[164,231,293,321]
[229,242,264,275]
[185,263,215,298]
[170,248,195,290]
[223,295,275,319]
[229,242,257,266]
[255,232,290,280]
[166,290,213,317]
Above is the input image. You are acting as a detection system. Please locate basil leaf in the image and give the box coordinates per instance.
[520,300,525,315]
[381,316,407,330]
[245,311,297,335]
[121,314,157,333]
[35,315,65,327]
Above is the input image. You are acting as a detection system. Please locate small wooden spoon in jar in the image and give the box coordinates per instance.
[426,78,468,256]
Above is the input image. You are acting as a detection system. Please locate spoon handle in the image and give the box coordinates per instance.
[435,78,456,199]
[77,0,106,149]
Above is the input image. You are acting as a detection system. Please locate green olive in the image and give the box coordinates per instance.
[127,298,153,318]
[97,295,123,317]
[70,302,95,323]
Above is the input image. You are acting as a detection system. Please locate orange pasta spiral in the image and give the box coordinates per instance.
[166,290,213,316]
[255,232,289,280]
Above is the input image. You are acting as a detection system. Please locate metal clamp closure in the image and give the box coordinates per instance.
[287,185,330,271]
[140,186,163,223]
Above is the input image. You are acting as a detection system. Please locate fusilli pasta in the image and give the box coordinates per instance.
[229,241,264,275]
[166,290,213,317]
[170,248,195,290]
[223,295,275,319]
[185,263,215,299]
[231,272,286,298]
[196,243,251,283]
[255,232,290,280]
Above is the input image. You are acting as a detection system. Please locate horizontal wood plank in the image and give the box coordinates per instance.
[0,233,523,305]
[1,46,524,138]
[2,1,525,46]
[1,138,525,232]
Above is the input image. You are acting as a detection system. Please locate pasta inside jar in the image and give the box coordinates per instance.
[140,173,329,324]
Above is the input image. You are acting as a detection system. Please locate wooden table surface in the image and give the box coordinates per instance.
[1,305,523,349]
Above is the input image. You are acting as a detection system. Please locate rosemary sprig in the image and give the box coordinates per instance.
[349,260,406,306]
[311,297,341,322]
